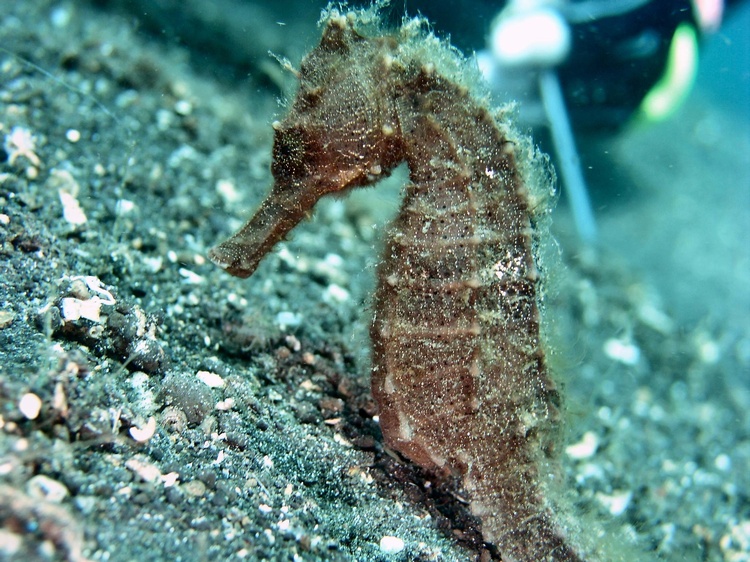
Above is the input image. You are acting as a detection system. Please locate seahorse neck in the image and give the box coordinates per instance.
[391,72,504,192]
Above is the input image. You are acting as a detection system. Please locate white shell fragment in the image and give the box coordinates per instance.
[197,370,225,388]
[59,276,117,323]
[49,169,87,225]
[129,416,157,442]
[4,126,41,167]
[61,296,102,322]
[178,267,205,284]
[58,189,87,225]
[162,472,180,487]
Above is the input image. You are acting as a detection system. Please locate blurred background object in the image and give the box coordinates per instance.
[94,0,746,245]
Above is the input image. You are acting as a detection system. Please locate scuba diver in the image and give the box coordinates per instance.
[377,0,735,243]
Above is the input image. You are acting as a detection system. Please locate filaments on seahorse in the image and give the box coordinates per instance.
[209,5,593,560]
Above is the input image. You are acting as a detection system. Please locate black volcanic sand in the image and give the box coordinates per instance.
[0,1,748,561]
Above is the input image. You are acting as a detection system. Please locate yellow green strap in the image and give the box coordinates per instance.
[638,22,699,122]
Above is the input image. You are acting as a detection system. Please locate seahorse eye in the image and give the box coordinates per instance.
[271,126,321,181]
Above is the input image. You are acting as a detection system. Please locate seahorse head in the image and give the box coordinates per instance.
[268,13,403,197]
[208,12,404,278]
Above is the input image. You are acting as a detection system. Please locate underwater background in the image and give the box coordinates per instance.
[0,0,748,560]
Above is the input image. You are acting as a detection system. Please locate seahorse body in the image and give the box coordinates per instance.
[210,7,586,561]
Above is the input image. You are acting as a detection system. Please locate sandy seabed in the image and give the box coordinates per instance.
[0,1,748,561]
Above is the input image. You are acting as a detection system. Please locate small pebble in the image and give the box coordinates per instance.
[50,5,72,27]
[379,535,405,554]
[160,373,213,425]
[26,475,69,503]
[565,431,599,460]
[0,529,21,557]
[125,457,163,483]
[323,283,350,304]
[596,490,632,516]
[65,129,81,143]
[19,392,42,420]
[160,407,188,433]
[0,310,15,328]
[215,397,235,411]
[720,519,750,556]
[183,480,207,497]
[276,311,302,329]
[698,338,721,365]
[216,178,241,204]
[115,199,135,215]
[174,99,193,115]
[603,338,641,366]
[714,453,731,472]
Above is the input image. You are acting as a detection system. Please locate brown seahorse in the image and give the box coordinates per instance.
[210,6,590,561]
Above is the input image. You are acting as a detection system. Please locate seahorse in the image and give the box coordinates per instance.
[209,6,589,560]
